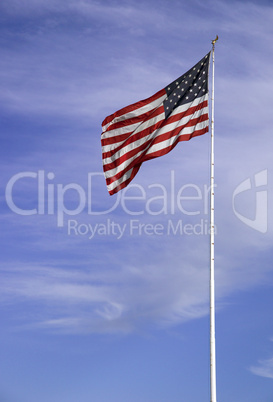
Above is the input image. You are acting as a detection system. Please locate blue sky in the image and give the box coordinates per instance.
[1,0,273,401]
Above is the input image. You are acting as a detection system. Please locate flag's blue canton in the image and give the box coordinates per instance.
[163,52,210,118]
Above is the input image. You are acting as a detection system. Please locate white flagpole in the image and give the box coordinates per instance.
[210,35,218,402]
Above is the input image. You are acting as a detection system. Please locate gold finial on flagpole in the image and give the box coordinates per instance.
[211,35,219,47]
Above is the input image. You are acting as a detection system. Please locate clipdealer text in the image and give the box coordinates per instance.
[5,171,215,227]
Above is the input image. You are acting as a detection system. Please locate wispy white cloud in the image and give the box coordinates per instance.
[250,356,273,379]
[0,206,272,335]
[1,0,272,125]
[0,246,211,334]
[1,0,272,128]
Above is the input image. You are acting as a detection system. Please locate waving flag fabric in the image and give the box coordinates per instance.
[101,52,211,195]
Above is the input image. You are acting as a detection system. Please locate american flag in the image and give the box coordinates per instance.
[101,52,211,195]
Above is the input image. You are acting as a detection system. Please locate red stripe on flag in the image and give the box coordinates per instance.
[143,125,209,162]
[104,115,208,185]
[102,101,208,159]
[102,89,166,129]
[107,121,209,196]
